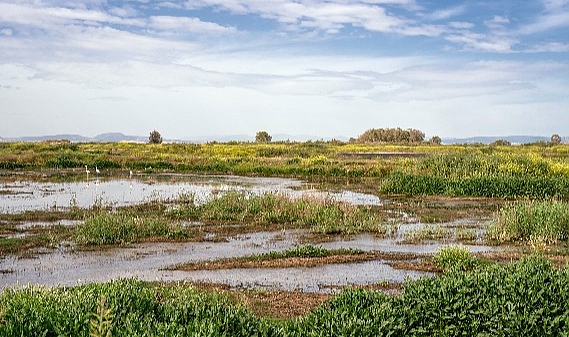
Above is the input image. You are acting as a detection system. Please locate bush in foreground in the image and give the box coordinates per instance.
[1,255,568,336]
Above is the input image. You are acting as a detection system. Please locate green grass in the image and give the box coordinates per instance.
[1,255,568,336]
[433,245,486,272]
[75,210,192,245]
[489,200,569,244]
[249,244,364,261]
[168,191,387,235]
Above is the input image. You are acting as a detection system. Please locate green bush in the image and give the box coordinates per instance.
[433,245,481,272]
[1,256,568,336]
[490,200,569,244]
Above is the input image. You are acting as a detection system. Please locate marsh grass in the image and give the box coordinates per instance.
[489,200,569,245]
[75,211,191,245]
[168,191,386,235]
[249,244,364,261]
[433,245,485,272]
[403,224,450,243]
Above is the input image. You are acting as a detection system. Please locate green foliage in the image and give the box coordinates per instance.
[433,245,482,272]
[295,254,569,336]
[169,192,386,235]
[255,131,272,143]
[380,152,569,198]
[1,256,568,336]
[0,278,265,337]
[381,171,569,198]
[89,296,113,337]
[148,130,163,144]
[357,127,425,143]
[490,200,569,244]
[75,211,188,245]
[250,244,363,260]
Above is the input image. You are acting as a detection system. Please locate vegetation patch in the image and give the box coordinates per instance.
[1,255,568,336]
[489,200,569,245]
[168,191,387,235]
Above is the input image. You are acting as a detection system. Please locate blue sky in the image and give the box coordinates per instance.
[1,0,568,140]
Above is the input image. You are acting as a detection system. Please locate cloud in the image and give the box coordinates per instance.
[519,0,569,34]
[525,42,569,52]
[484,15,510,29]
[428,6,466,21]
[148,16,237,33]
[445,32,517,52]
[182,0,429,35]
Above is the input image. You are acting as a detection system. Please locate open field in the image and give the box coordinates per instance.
[2,141,569,335]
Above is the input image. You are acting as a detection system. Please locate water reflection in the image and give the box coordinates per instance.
[0,174,381,214]
[0,230,438,291]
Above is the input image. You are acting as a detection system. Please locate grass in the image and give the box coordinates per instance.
[403,224,451,243]
[74,210,191,245]
[433,245,485,272]
[171,245,369,271]
[3,140,569,198]
[249,244,364,260]
[1,255,568,336]
[167,191,387,235]
[489,200,569,245]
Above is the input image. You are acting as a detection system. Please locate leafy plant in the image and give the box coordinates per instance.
[89,296,113,337]
[433,245,482,272]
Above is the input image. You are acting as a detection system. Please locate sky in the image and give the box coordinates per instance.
[1,0,569,141]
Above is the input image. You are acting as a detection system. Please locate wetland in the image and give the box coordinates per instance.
[1,141,569,335]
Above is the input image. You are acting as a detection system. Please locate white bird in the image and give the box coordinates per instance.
[129,170,133,178]
[95,166,100,174]
[85,165,90,175]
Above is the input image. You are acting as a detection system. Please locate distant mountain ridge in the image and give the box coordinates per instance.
[2,133,148,143]
[442,135,557,145]
[1,133,564,144]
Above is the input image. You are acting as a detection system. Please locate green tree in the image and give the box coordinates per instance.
[149,130,163,144]
[255,131,272,143]
[550,134,562,145]
[490,139,511,146]
[429,135,442,145]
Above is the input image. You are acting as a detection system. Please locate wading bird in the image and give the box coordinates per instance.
[95,166,100,174]
[85,165,90,175]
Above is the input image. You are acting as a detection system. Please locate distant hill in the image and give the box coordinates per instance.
[2,133,147,143]
[442,135,556,145]
[1,133,563,145]
[94,133,147,142]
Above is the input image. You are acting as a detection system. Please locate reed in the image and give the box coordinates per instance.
[489,200,569,244]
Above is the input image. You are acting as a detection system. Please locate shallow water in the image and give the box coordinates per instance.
[0,229,502,291]
[0,174,500,292]
[0,174,381,214]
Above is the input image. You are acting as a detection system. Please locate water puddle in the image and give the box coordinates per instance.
[0,174,380,214]
[0,229,501,291]
[0,174,501,292]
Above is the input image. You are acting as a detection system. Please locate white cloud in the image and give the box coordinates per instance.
[519,11,569,34]
[0,28,13,36]
[428,6,466,21]
[484,15,510,29]
[148,16,237,33]
[182,0,420,35]
[525,42,569,52]
[445,32,517,52]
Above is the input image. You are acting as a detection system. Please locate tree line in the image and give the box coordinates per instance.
[354,127,429,144]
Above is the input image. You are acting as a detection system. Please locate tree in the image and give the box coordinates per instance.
[550,134,562,145]
[490,139,511,146]
[255,131,272,143]
[429,135,442,145]
[356,127,425,144]
[149,130,163,144]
